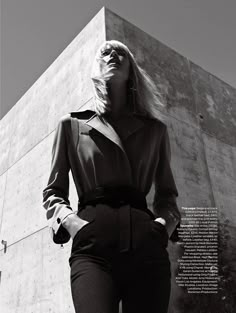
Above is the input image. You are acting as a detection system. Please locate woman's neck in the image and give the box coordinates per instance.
[108,82,130,120]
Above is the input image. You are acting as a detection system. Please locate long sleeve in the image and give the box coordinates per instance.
[153,125,181,239]
[43,116,74,244]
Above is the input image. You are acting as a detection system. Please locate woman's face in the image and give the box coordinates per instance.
[96,43,130,83]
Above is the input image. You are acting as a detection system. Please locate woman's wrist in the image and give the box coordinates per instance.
[62,213,89,238]
[61,212,77,227]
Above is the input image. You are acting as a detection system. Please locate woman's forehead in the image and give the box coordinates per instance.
[100,43,112,51]
[100,41,126,52]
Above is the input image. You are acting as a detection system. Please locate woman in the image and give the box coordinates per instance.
[43,40,181,313]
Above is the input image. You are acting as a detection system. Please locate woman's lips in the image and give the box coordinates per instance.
[107,62,120,69]
[107,59,120,66]
[108,63,119,66]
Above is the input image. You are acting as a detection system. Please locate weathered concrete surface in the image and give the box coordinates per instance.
[0,228,73,313]
[190,62,236,146]
[0,6,236,313]
[167,116,216,208]
[0,231,43,313]
[0,173,7,233]
[0,8,107,312]
[146,114,217,312]
[0,7,106,176]
[0,114,13,175]
[0,133,54,245]
[104,8,236,313]
[146,114,216,218]
[1,130,79,246]
[105,9,198,127]
[41,227,73,313]
[202,133,236,225]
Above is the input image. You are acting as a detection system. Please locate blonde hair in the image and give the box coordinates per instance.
[91,40,164,117]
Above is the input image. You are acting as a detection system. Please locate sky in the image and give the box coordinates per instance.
[1,0,236,119]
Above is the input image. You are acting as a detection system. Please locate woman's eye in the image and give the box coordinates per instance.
[100,49,110,56]
[117,50,126,56]
[100,48,126,57]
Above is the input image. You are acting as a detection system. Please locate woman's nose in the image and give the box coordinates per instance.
[110,49,118,58]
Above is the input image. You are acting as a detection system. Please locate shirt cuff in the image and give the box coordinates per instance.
[51,207,74,234]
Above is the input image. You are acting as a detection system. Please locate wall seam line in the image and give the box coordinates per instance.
[0,226,49,252]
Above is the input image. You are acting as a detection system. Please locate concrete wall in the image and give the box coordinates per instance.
[1,7,236,313]
[0,7,106,313]
[105,10,236,311]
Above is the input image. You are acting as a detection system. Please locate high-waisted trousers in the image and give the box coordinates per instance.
[69,204,171,313]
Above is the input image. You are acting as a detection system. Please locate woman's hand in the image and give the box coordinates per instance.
[62,213,89,239]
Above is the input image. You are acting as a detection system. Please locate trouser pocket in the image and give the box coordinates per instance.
[71,220,96,252]
[70,206,97,257]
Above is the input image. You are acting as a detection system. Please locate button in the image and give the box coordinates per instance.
[57,218,61,224]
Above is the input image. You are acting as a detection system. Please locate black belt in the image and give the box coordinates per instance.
[79,186,155,219]
[78,186,155,252]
